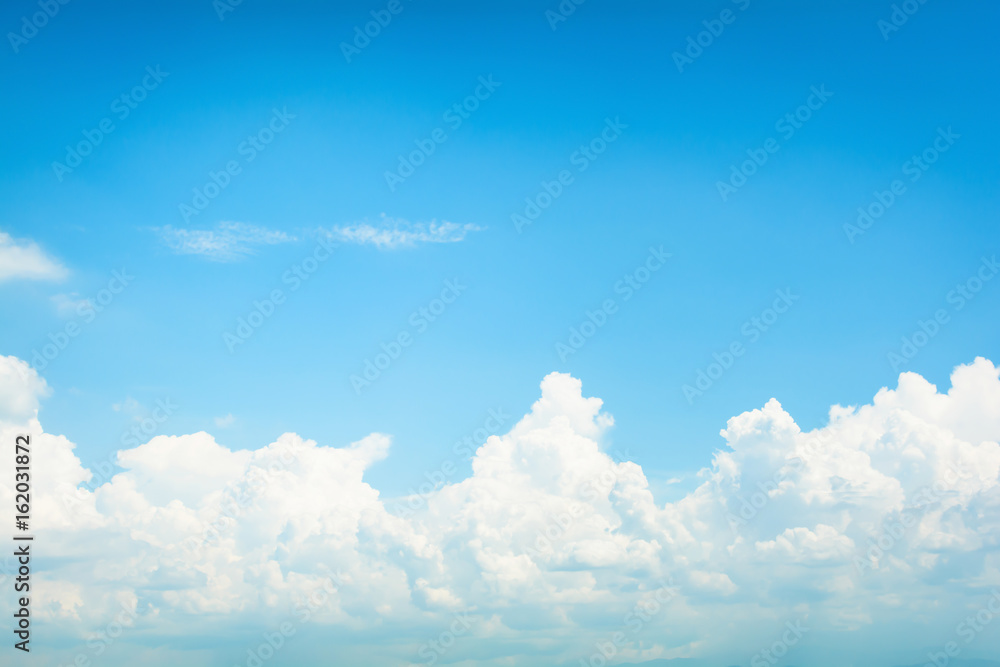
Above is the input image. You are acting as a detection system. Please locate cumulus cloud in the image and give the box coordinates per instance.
[0,355,50,423]
[0,230,68,282]
[153,222,295,261]
[323,215,483,249]
[2,357,1000,666]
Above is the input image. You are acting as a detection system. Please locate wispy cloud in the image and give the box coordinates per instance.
[153,222,295,261]
[324,216,484,249]
[51,293,92,318]
[0,230,68,282]
[112,396,143,415]
[214,413,236,428]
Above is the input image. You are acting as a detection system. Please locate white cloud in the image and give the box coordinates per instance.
[0,230,68,282]
[324,215,483,249]
[112,397,142,414]
[153,222,295,261]
[0,355,50,422]
[754,524,856,562]
[214,413,236,428]
[50,293,92,318]
[2,357,1000,666]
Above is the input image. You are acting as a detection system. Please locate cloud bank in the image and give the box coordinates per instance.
[1,356,1000,666]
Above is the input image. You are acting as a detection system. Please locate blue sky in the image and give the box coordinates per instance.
[2,1,1000,665]
[3,0,997,499]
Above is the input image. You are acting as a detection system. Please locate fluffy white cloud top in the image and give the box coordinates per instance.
[1,356,999,666]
